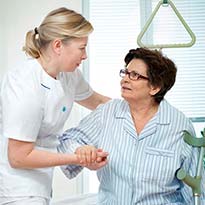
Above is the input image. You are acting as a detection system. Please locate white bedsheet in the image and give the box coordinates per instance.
[51,193,98,205]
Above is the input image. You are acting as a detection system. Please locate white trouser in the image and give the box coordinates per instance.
[0,196,50,205]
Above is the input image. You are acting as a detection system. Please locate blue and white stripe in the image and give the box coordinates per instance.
[58,99,205,205]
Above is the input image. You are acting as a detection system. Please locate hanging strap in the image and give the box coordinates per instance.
[137,0,196,49]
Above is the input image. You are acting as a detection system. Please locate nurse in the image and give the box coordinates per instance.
[0,7,109,205]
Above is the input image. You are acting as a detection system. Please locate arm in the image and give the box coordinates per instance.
[76,91,111,110]
[3,71,106,169]
[58,139,108,178]
[8,138,108,169]
[58,104,107,178]
[73,69,111,110]
[8,138,85,169]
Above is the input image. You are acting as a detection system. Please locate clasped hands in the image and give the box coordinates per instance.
[75,145,109,170]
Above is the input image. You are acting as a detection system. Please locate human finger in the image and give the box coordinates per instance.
[96,150,109,162]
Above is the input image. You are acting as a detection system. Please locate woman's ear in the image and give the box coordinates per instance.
[149,86,161,96]
[52,39,62,55]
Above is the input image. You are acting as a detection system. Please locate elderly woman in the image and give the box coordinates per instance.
[58,48,205,204]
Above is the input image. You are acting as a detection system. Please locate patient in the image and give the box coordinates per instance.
[58,48,205,204]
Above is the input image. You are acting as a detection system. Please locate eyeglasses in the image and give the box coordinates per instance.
[119,68,149,81]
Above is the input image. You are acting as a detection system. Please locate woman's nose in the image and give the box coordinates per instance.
[82,51,87,60]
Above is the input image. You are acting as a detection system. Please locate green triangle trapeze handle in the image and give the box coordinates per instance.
[137,0,196,49]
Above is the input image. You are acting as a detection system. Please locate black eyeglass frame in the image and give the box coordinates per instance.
[119,68,149,81]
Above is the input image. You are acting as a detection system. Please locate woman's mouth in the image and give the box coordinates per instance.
[122,86,131,90]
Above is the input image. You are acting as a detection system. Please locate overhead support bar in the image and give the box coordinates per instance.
[137,0,196,49]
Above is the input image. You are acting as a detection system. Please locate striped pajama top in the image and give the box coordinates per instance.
[58,99,205,205]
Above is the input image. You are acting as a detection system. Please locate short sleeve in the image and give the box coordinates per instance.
[1,71,43,142]
[73,69,93,101]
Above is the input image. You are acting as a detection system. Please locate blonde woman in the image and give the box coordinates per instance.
[0,7,109,205]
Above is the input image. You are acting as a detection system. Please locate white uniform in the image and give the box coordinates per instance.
[0,59,93,201]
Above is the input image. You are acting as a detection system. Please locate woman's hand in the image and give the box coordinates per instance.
[75,145,108,167]
[85,148,108,170]
[85,158,108,170]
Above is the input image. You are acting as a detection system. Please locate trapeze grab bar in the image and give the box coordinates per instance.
[176,129,205,205]
[137,0,196,49]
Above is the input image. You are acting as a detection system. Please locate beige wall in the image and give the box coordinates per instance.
[0,0,82,79]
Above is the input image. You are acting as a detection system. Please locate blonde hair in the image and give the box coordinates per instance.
[23,7,93,58]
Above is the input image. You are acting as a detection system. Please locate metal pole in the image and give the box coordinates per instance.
[194,195,200,205]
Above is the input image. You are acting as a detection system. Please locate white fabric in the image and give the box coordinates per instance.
[0,196,49,205]
[51,193,97,205]
[0,59,93,199]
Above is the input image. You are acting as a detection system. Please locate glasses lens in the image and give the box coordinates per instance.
[120,68,149,81]
[120,69,126,77]
[129,71,139,80]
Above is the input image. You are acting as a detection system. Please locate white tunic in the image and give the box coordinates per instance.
[0,59,93,199]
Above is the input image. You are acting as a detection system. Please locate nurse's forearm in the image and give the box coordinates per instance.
[77,91,111,110]
[10,149,80,169]
[8,138,80,169]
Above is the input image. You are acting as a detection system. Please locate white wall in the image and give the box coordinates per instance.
[0,0,82,79]
[0,0,86,201]
[0,1,7,79]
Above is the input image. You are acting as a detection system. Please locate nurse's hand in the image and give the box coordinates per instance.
[85,158,108,170]
[75,145,108,166]
[85,148,109,170]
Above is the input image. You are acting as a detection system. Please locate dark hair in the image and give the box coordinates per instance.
[124,47,177,103]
